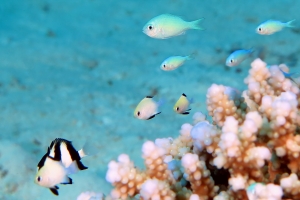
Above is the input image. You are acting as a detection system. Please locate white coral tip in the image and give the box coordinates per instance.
[229,175,246,191]
[189,194,200,200]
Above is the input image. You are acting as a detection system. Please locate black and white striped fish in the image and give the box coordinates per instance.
[34,138,90,195]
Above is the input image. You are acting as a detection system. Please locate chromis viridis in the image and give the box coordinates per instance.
[143,14,204,39]
[161,55,193,71]
[226,49,254,67]
[256,19,295,35]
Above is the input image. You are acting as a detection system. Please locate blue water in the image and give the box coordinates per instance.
[0,0,299,199]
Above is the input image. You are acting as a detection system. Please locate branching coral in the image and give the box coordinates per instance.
[206,84,247,126]
[106,154,147,199]
[97,58,300,200]
[181,153,218,199]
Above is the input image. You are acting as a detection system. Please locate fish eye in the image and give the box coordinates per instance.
[230,59,234,63]
[137,111,140,116]
[148,25,153,30]
[163,64,166,68]
[37,176,42,182]
[176,107,179,111]
[258,27,262,31]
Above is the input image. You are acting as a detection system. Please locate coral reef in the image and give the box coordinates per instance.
[99,58,300,199]
[77,191,105,200]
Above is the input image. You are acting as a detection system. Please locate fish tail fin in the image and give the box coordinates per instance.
[279,67,300,78]
[78,140,99,158]
[248,48,255,57]
[187,52,197,60]
[288,72,299,78]
[254,46,266,60]
[189,18,205,30]
[286,19,296,28]
[249,48,255,53]
[189,97,194,104]
[156,98,166,107]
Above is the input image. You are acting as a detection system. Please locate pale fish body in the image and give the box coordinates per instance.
[143,14,204,39]
[161,55,192,71]
[256,19,295,35]
[174,93,193,115]
[226,49,253,67]
[35,157,70,191]
[134,96,162,120]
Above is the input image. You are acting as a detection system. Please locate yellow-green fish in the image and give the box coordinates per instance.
[256,19,295,35]
[143,14,204,39]
[174,93,193,115]
[226,49,253,67]
[134,96,163,120]
[161,55,193,71]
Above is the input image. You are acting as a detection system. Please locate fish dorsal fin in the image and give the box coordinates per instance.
[146,96,153,98]
[48,138,82,168]
[182,93,187,97]
[61,139,81,168]
[53,140,62,161]
[76,160,88,170]
[49,138,62,161]
[37,151,49,170]
[162,13,182,19]
[49,140,55,150]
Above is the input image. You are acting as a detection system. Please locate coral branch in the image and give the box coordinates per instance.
[101,59,300,200]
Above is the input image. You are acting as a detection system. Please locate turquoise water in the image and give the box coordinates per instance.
[0,0,299,199]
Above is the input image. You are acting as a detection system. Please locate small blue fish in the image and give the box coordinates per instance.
[279,68,299,85]
[256,19,295,35]
[226,49,253,67]
[161,55,193,71]
[280,69,295,78]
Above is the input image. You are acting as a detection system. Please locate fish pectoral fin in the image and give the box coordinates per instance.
[61,177,73,185]
[147,115,155,120]
[182,108,191,115]
[49,187,59,196]
[147,112,161,120]
[178,31,186,36]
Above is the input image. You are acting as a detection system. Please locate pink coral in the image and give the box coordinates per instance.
[103,59,300,200]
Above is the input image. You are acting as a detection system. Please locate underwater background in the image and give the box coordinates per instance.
[0,0,299,199]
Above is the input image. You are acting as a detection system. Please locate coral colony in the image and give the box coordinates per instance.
[77,58,300,200]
